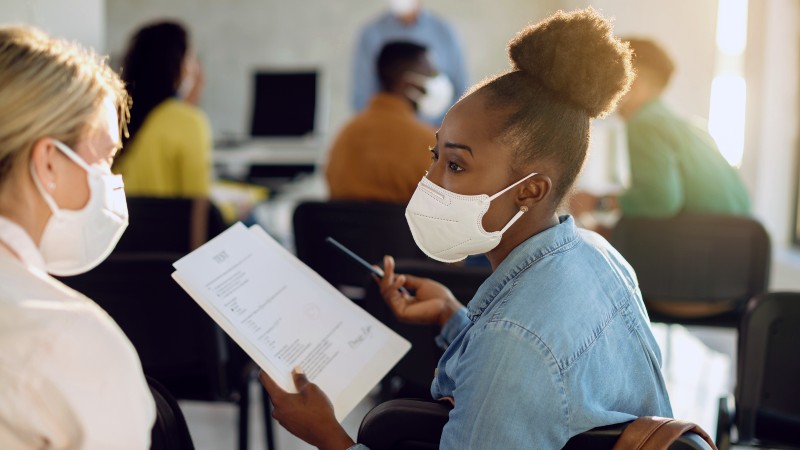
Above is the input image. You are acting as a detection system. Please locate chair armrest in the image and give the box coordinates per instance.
[357,398,452,449]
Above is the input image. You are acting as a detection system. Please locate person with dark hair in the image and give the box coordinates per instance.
[614,37,750,218]
[352,0,467,127]
[325,41,437,203]
[114,20,211,248]
[262,9,672,449]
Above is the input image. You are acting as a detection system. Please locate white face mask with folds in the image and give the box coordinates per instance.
[31,140,128,276]
[405,172,537,263]
[405,72,455,121]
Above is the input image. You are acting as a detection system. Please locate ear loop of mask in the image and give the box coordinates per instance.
[490,172,538,234]
[30,140,95,219]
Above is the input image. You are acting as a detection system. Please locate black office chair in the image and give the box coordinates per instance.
[611,214,770,327]
[59,253,273,450]
[116,196,227,254]
[716,292,800,449]
[358,398,715,449]
[292,200,426,300]
[361,259,491,399]
[148,376,195,450]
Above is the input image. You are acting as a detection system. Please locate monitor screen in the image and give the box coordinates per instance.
[250,71,317,137]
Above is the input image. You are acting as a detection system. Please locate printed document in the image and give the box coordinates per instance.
[172,222,411,421]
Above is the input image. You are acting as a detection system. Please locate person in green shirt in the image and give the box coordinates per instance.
[571,38,751,228]
[615,38,751,217]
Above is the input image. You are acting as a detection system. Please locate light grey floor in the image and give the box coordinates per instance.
[181,324,741,450]
[180,379,375,450]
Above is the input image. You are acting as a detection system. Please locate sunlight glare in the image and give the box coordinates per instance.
[716,0,749,55]
[708,75,746,167]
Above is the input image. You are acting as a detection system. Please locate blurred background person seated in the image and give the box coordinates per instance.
[571,38,751,228]
[326,41,436,204]
[352,0,467,127]
[113,20,212,248]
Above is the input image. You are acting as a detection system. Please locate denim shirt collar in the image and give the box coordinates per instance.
[466,215,580,321]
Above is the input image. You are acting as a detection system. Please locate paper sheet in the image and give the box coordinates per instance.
[172,223,410,420]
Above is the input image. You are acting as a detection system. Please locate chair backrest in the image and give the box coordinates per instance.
[357,399,714,450]
[59,252,230,401]
[116,197,227,254]
[361,260,491,397]
[735,292,800,446]
[611,214,770,324]
[292,201,426,297]
[147,375,196,450]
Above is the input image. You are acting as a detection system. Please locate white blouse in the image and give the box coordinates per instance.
[0,216,155,449]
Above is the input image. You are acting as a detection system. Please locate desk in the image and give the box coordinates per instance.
[213,139,325,191]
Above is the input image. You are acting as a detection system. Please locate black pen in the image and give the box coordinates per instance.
[325,237,409,295]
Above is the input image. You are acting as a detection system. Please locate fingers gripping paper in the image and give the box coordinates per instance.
[172,223,411,421]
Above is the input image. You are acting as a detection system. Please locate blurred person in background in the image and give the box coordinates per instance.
[326,41,437,203]
[114,20,212,249]
[571,38,750,227]
[352,0,467,127]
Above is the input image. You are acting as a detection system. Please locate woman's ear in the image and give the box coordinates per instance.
[29,138,59,194]
[516,174,552,209]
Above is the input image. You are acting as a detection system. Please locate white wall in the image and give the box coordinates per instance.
[740,0,800,290]
[106,0,560,141]
[0,0,105,51]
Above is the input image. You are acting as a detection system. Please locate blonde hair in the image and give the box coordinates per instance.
[0,26,129,187]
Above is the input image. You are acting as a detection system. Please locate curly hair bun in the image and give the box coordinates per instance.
[508,7,633,118]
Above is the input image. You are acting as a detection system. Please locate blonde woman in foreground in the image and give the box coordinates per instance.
[0,27,154,448]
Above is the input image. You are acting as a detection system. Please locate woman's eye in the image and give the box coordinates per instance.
[447,161,464,172]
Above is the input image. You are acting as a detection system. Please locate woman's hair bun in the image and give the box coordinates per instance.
[508,7,633,118]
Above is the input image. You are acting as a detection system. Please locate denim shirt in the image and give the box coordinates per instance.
[351,216,671,450]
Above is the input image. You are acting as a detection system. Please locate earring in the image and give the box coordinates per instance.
[520,206,529,212]
[47,181,56,190]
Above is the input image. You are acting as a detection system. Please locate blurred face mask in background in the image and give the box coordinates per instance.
[30,140,128,276]
[405,72,455,121]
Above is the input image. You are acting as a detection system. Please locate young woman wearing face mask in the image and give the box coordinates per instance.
[260,9,673,450]
[0,27,155,448]
[113,20,212,249]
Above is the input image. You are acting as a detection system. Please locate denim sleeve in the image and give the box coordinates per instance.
[434,306,469,350]
[439,321,569,449]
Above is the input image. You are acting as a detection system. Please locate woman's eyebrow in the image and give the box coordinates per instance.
[444,141,473,157]
[435,132,474,157]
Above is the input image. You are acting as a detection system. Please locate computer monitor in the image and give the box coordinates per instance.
[249,70,318,137]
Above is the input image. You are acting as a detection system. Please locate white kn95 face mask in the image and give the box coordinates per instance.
[405,173,536,263]
[31,140,129,276]
[405,72,455,121]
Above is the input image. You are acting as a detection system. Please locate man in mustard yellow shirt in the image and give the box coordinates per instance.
[326,42,437,204]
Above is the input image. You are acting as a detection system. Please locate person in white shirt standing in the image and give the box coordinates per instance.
[0,26,155,449]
